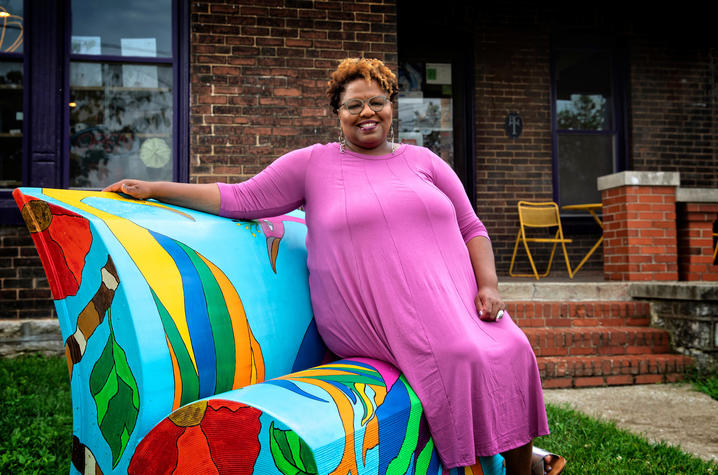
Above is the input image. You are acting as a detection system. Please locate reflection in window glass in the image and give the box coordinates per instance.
[558,134,613,205]
[398,62,454,167]
[0,0,23,54]
[71,0,172,57]
[555,51,613,131]
[69,62,173,187]
[554,48,616,205]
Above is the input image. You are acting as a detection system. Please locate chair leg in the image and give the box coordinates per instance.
[561,240,574,279]
[510,230,542,279]
[509,231,522,277]
[521,239,541,280]
[545,240,558,277]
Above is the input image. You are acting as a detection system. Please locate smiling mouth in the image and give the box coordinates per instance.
[358,121,379,131]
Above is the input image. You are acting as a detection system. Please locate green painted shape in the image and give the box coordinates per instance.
[89,310,140,467]
[303,373,382,387]
[415,438,435,474]
[269,421,318,475]
[386,375,423,474]
[320,364,384,381]
[151,289,200,406]
[176,241,235,393]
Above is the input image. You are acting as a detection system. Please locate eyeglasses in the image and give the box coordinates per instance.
[340,95,389,115]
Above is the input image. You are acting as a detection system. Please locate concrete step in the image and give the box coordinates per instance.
[507,300,651,327]
[538,353,694,389]
[523,326,672,357]
[498,281,631,302]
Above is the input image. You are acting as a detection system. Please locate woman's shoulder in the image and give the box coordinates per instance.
[400,144,443,167]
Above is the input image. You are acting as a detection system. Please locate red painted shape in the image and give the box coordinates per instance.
[46,210,93,295]
[12,192,93,300]
[128,418,184,475]
[201,402,262,474]
[129,401,262,475]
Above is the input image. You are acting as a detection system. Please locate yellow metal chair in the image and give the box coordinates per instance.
[713,233,718,262]
[509,201,574,279]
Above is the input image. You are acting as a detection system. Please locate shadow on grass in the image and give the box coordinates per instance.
[1,355,716,474]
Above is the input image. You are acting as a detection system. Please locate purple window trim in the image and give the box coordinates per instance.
[69,54,173,64]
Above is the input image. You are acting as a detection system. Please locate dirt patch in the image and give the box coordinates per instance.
[543,383,718,462]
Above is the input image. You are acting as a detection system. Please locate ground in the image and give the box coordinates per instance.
[543,383,718,462]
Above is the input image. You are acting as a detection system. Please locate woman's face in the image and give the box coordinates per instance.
[338,78,393,155]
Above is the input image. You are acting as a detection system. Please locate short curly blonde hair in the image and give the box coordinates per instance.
[326,58,398,114]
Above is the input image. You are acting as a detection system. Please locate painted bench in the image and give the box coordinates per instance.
[14,187,509,475]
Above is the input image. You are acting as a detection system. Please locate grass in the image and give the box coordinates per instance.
[686,366,718,401]
[0,354,72,474]
[1,355,717,474]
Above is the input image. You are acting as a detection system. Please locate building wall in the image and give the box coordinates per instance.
[188,0,398,185]
[630,39,717,188]
[472,21,557,274]
[2,3,717,321]
[0,226,54,319]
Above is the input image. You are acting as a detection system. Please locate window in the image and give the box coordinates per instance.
[398,62,455,167]
[70,0,174,187]
[397,0,476,201]
[552,45,627,206]
[0,1,23,189]
[0,0,187,223]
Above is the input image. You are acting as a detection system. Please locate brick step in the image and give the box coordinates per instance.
[523,326,672,357]
[507,300,651,327]
[537,354,694,389]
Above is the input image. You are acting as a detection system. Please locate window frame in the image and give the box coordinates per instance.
[397,0,477,207]
[0,0,189,224]
[550,35,629,219]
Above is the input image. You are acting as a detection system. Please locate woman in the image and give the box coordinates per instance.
[105,58,562,475]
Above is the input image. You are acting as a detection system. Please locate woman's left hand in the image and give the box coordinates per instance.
[475,286,505,322]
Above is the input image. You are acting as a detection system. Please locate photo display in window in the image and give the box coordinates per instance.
[398,62,454,168]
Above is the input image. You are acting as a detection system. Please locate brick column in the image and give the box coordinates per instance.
[676,188,718,281]
[597,171,680,281]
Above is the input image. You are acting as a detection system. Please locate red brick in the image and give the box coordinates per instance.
[575,377,605,387]
[635,374,664,384]
[606,375,634,385]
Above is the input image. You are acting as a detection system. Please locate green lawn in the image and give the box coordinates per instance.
[1,355,716,474]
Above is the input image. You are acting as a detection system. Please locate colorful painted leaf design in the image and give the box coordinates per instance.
[269,421,318,475]
[89,310,140,467]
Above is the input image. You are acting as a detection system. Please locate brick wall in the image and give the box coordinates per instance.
[677,202,718,281]
[473,22,557,274]
[601,181,679,281]
[0,226,54,319]
[630,40,717,188]
[472,15,604,275]
[189,0,398,185]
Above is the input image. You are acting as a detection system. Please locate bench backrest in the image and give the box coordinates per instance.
[13,187,324,472]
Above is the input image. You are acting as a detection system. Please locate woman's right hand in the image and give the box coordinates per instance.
[103,179,154,200]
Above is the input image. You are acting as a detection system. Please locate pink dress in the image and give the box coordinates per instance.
[218,143,549,468]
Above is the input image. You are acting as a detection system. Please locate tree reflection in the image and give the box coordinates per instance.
[557,94,607,130]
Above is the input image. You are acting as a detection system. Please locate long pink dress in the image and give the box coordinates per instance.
[218,143,549,468]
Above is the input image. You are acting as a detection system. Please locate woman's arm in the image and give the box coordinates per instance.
[467,232,504,322]
[103,180,221,215]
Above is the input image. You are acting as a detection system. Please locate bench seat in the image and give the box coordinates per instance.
[13,187,506,474]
